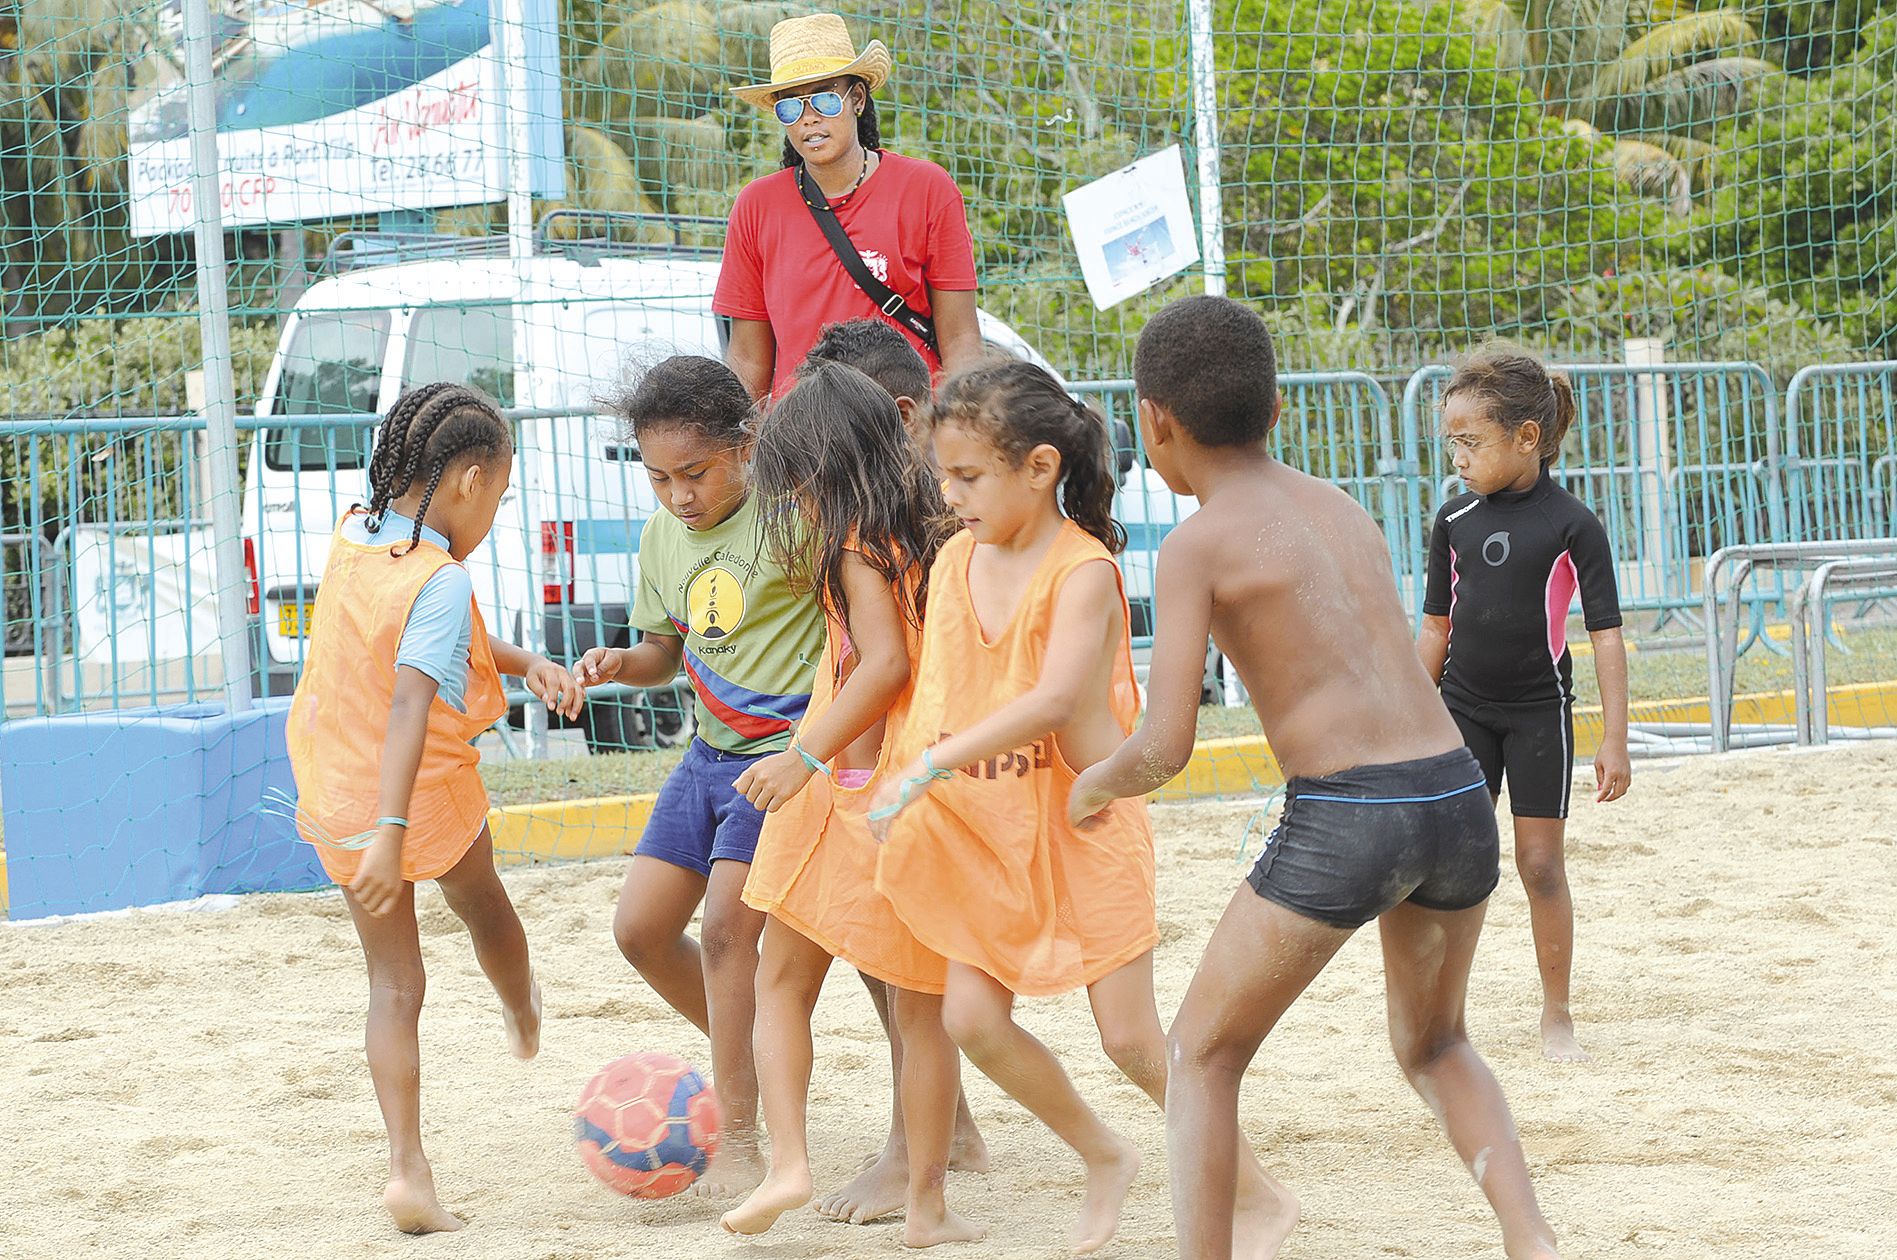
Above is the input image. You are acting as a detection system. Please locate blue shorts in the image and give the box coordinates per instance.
[635,738,769,877]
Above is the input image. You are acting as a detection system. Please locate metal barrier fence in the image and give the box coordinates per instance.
[1403,361,1785,626]
[7,357,1897,746]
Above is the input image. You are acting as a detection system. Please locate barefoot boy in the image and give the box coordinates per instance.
[1071,296,1563,1260]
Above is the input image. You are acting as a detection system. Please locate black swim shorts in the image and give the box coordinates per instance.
[1446,697,1575,820]
[1246,747,1499,930]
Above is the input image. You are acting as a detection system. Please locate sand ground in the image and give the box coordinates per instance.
[2,743,1894,1259]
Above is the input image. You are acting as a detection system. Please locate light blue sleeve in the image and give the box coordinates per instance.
[396,564,475,712]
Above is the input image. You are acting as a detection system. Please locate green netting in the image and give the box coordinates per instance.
[5,0,1897,919]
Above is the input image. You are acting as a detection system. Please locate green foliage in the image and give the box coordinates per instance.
[1693,21,1897,351]
[1216,0,1658,367]
[0,315,279,417]
[1550,266,1857,378]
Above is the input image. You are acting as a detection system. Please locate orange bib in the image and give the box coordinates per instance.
[744,562,947,994]
[286,513,506,885]
[875,523,1157,997]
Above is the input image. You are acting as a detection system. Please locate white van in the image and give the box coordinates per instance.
[243,216,1070,751]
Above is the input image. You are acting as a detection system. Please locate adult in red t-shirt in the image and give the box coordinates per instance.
[717,15,982,400]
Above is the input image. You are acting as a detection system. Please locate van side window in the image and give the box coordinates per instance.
[405,305,516,407]
[266,310,387,472]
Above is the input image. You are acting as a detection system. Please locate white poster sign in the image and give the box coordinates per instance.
[1062,146,1202,310]
[127,0,562,237]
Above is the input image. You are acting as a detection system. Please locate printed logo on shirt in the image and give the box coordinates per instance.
[687,566,746,640]
[938,730,1054,780]
[859,250,890,283]
[1482,531,1512,567]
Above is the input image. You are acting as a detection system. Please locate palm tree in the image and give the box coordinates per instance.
[1463,0,1778,210]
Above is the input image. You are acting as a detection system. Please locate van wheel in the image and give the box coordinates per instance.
[644,683,693,749]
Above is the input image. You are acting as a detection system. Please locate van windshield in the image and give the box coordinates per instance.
[404,305,515,407]
[266,310,387,472]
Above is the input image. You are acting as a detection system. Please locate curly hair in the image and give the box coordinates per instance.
[362,383,513,555]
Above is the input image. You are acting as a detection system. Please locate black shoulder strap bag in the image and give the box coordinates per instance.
[797,162,939,354]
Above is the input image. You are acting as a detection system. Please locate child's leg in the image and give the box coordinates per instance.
[611,855,710,1033]
[1089,952,1298,1260]
[721,917,833,1234]
[1379,900,1561,1259]
[1511,815,1587,1061]
[941,961,1137,1255]
[695,858,768,1197]
[817,972,991,1224]
[1166,887,1353,1260]
[434,827,539,1058]
[341,882,463,1235]
[893,986,985,1248]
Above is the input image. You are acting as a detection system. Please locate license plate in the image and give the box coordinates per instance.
[277,601,315,637]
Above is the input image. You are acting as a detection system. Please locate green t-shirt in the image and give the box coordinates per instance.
[631,495,823,754]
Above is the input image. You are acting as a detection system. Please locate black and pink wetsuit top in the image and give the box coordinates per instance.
[1422,471,1623,708]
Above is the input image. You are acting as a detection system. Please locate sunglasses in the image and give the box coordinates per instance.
[774,90,847,126]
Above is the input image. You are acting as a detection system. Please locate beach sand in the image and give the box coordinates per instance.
[2,742,1893,1258]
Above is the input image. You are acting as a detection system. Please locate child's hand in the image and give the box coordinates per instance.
[734,750,815,813]
[867,765,924,844]
[351,831,406,917]
[524,657,585,720]
[1595,740,1632,803]
[1068,764,1114,827]
[575,646,621,687]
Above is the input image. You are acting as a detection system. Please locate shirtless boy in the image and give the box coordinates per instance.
[1071,295,1562,1260]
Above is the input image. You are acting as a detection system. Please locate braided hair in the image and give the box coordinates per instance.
[927,360,1128,555]
[362,383,513,555]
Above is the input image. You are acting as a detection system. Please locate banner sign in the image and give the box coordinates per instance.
[128,0,563,236]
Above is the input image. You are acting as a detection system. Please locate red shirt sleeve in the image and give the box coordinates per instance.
[713,182,770,321]
[920,164,978,292]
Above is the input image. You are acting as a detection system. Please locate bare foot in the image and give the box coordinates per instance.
[1232,1153,1299,1260]
[383,1159,463,1235]
[1071,1136,1140,1256]
[720,1166,813,1235]
[816,1144,906,1224]
[504,977,542,1061]
[693,1142,766,1201]
[950,1114,992,1174]
[903,1204,986,1248]
[1540,1014,1590,1063]
[1507,1237,1563,1260]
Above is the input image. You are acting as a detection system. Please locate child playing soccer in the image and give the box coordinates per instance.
[575,355,824,1198]
[1071,297,1563,1260]
[1416,346,1631,1061]
[869,360,1277,1255]
[285,383,584,1234]
[721,360,979,1244]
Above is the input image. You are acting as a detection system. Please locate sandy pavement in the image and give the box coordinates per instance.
[2,742,1894,1258]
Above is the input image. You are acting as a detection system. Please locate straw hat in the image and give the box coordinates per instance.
[732,13,891,109]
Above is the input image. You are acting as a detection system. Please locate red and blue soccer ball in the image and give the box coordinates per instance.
[573,1052,721,1199]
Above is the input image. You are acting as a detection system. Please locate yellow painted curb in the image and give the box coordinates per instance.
[488,793,658,866]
